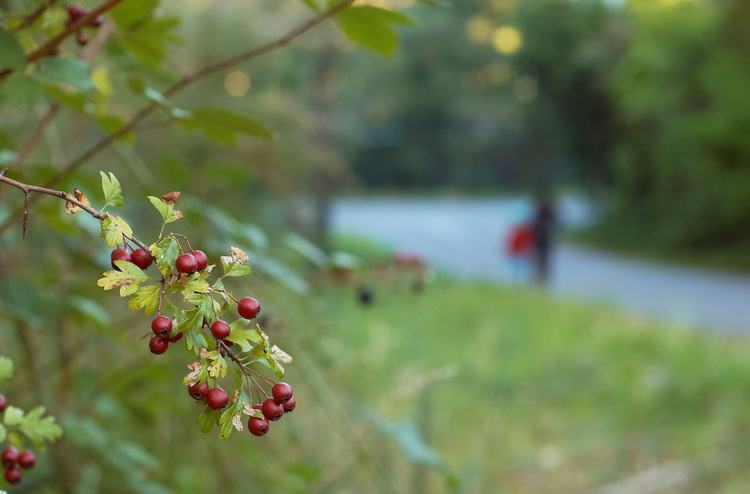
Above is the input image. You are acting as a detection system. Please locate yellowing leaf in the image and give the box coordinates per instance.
[100,214,133,248]
[97,262,152,295]
[127,284,161,315]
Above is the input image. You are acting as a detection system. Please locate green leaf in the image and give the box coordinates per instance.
[225,323,263,350]
[336,5,414,57]
[196,407,221,434]
[127,284,161,315]
[110,0,159,29]
[19,407,63,449]
[36,57,97,93]
[207,354,227,379]
[0,27,26,71]
[222,262,252,278]
[97,262,152,296]
[181,108,275,144]
[119,17,183,68]
[0,424,5,443]
[148,196,170,221]
[3,406,24,426]
[152,238,179,279]
[0,74,44,108]
[100,214,133,248]
[100,171,123,208]
[0,356,13,385]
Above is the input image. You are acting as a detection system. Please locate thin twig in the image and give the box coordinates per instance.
[0,167,150,251]
[0,0,126,82]
[43,0,354,188]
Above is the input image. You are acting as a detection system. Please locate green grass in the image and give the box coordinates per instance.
[273,275,750,493]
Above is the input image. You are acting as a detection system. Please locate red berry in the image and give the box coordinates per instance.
[169,331,184,343]
[248,415,270,436]
[176,253,198,274]
[192,250,208,271]
[188,382,209,401]
[206,388,229,410]
[272,382,293,404]
[1,447,18,467]
[91,14,104,27]
[131,248,153,270]
[238,297,261,320]
[0,394,6,412]
[261,398,284,421]
[283,396,296,413]
[18,450,35,470]
[111,248,132,270]
[151,316,172,337]
[76,31,89,46]
[149,336,169,355]
[4,466,21,485]
[67,4,85,20]
[211,320,231,340]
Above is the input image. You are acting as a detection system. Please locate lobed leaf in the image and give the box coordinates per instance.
[336,5,414,57]
[127,284,161,315]
[100,171,123,208]
[97,262,152,296]
[100,214,133,248]
[19,407,63,449]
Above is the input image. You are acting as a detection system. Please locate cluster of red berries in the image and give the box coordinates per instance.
[0,395,37,486]
[249,382,296,437]
[2,447,35,486]
[110,246,154,271]
[66,4,103,46]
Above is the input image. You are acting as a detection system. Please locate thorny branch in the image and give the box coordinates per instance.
[0,166,150,251]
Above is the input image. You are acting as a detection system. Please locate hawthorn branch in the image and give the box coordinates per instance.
[0,0,126,82]
[0,166,150,251]
[43,0,355,188]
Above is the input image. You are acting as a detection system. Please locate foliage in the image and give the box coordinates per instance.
[602,0,750,251]
[0,0,414,490]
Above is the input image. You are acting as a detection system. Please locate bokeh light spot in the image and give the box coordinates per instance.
[492,25,523,54]
[224,71,251,97]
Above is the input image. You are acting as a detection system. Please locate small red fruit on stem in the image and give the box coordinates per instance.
[18,450,35,470]
[248,415,270,436]
[111,248,131,270]
[176,253,198,274]
[206,388,229,410]
[0,393,6,412]
[149,336,169,355]
[283,396,296,413]
[151,316,172,337]
[192,250,208,271]
[4,466,22,485]
[261,398,284,421]
[211,320,231,340]
[131,248,153,270]
[238,297,261,319]
[271,382,293,403]
[188,382,209,401]
[1,447,19,467]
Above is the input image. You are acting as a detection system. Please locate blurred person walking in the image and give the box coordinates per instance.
[531,191,556,285]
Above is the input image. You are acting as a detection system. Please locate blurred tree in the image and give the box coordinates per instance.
[604,0,750,251]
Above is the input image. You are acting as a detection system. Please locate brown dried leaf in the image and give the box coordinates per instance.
[242,402,255,416]
[231,389,240,403]
[64,201,83,214]
[173,209,184,220]
[271,345,293,364]
[199,347,211,359]
[162,191,181,205]
[231,246,249,264]
[183,361,202,386]
[232,414,244,432]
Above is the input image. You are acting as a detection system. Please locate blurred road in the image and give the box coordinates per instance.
[331,197,750,333]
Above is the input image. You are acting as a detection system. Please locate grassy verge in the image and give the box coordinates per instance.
[274,276,750,493]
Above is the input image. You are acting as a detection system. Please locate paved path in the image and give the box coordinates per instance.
[331,197,750,333]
